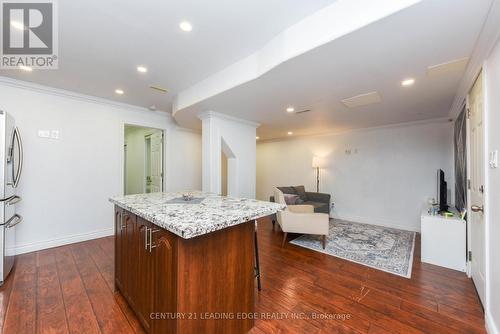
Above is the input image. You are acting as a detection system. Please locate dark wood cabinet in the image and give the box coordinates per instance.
[151,227,177,334]
[114,210,154,331]
[114,205,254,334]
[135,217,153,332]
[123,211,137,303]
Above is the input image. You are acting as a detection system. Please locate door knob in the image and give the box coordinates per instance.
[471,205,484,213]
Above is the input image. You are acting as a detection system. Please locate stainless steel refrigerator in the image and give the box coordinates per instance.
[0,110,23,285]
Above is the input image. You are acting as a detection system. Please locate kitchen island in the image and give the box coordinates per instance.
[109,192,284,334]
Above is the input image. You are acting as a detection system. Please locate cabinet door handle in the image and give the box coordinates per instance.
[121,212,129,229]
[145,226,149,250]
[118,211,123,230]
[149,229,160,252]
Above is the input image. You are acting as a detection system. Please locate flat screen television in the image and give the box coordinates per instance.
[437,169,448,212]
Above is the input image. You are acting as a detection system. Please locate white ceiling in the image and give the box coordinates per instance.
[173,0,494,140]
[0,0,335,112]
[1,0,494,141]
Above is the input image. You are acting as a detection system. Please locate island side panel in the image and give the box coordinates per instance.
[176,221,255,334]
[114,206,123,291]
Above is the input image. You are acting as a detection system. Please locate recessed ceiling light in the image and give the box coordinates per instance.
[256,136,260,140]
[11,21,25,31]
[115,89,124,95]
[179,21,193,32]
[286,107,295,113]
[137,66,147,73]
[287,131,293,135]
[401,78,415,87]
[19,65,32,72]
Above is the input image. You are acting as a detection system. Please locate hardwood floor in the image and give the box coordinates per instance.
[0,217,485,333]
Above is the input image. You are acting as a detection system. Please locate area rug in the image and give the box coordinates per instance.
[289,219,416,278]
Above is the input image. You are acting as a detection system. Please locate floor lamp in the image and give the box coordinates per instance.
[312,156,328,192]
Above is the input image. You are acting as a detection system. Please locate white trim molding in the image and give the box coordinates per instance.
[331,213,420,233]
[0,76,172,115]
[198,111,260,128]
[487,311,499,334]
[14,227,114,255]
[259,117,450,144]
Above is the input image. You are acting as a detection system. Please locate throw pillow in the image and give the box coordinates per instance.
[277,186,296,195]
[293,185,308,201]
[283,194,300,205]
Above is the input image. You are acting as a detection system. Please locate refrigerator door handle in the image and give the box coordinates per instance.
[6,195,21,206]
[12,127,23,188]
[5,214,22,228]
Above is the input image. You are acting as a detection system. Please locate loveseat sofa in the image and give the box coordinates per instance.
[269,185,331,214]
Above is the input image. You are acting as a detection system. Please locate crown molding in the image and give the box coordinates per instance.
[198,111,260,128]
[257,117,450,144]
[0,76,171,117]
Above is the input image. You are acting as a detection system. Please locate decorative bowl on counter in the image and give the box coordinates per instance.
[182,193,194,201]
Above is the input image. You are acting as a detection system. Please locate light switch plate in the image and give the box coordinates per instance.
[38,130,50,138]
[490,150,498,169]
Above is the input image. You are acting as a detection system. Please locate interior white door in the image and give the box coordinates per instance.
[150,132,163,192]
[469,71,485,304]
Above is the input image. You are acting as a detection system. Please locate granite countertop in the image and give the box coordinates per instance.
[109,191,285,239]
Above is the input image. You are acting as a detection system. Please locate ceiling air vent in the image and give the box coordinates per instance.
[294,109,311,114]
[149,85,169,93]
[427,57,469,77]
[341,91,382,109]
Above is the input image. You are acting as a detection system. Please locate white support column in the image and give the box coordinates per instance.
[199,111,259,198]
[200,114,220,194]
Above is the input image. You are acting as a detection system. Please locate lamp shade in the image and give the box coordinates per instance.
[312,156,328,168]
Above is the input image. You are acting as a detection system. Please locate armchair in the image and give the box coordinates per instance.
[274,189,329,249]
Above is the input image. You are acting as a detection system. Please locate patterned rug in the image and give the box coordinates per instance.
[289,219,416,278]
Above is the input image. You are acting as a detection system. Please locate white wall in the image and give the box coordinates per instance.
[257,120,454,232]
[0,78,202,254]
[200,111,258,198]
[166,127,202,192]
[484,36,500,334]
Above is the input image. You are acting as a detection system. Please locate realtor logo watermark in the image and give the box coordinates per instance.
[1,0,58,69]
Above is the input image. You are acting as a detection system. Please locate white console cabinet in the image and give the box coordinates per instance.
[421,208,466,272]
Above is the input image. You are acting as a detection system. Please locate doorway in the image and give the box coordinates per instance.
[221,151,228,196]
[467,71,485,305]
[124,124,164,195]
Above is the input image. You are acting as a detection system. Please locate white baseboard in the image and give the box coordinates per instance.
[14,228,114,255]
[486,311,499,334]
[331,213,420,232]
